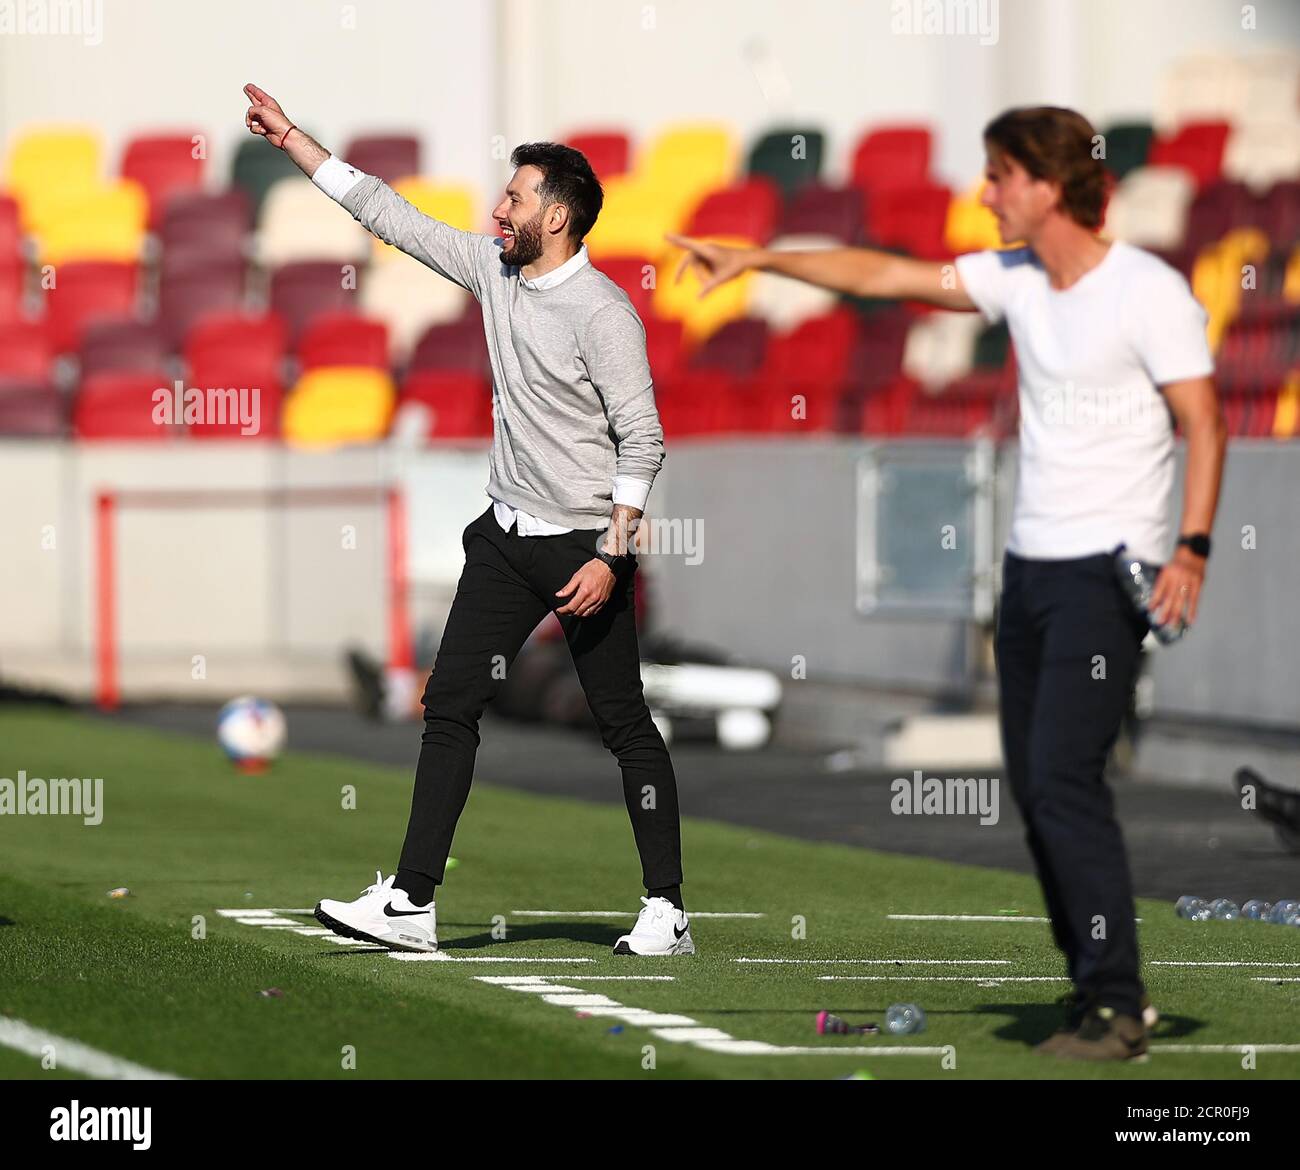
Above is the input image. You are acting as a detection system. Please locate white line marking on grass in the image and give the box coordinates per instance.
[510,910,764,919]
[1150,961,1300,968]
[389,954,595,963]
[475,977,946,1059]
[1150,1044,1300,1055]
[0,1017,181,1080]
[1251,977,1300,983]
[888,914,1049,922]
[736,958,1011,965]
[816,975,1069,983]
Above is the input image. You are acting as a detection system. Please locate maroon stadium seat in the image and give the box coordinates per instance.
[0,379,63,437]
[157,256,247,349]
[269,261,364,342]
[689,317,770,376]
[778,183,867,243]
[409,318,490,376]
[159,189,252,267]
[79,318,168,378]
[343,135,421,183]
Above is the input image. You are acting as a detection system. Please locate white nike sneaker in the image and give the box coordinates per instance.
[613,896,696,956]
[314,870,437,952]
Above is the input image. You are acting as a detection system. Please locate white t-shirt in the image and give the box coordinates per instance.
[955,241,1213,562]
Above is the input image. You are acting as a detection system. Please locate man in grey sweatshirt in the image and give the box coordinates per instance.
[242,83,691,957]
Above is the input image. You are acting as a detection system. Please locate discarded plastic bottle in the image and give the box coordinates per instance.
[1268,899,1300,924]
[1175,895,1212,921]
[1242,900,1273,921]
[1209,898,1240,921]
[885,1003,927,1035]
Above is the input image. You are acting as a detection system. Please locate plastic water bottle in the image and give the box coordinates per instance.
[1209,898,1240,921]
[1268,899,1300,924]
[885,1003,927,1035]
[1284,905,1300,928]
[1242,900,1273,921]
[1175,895,1212,921]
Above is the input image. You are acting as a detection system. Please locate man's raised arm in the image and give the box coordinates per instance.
[664,232,977,311]
[242,82,493,294]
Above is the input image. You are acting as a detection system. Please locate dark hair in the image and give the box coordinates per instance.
[982,107,1111,230]
[509,142,604,242]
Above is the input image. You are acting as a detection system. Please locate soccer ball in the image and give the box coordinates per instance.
[216,696,287,772]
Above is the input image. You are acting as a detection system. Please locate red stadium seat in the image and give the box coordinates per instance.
[121,133,206,229]
[0,257,23,322]
[656,370,734,437]
[185,362,283,440]
[398,370,493,439]
[594,256,657,321]
[566,131,630,181]
[1148,121,1231,189]
[183,311,288,376]
[0,319,53,380]
[269,261,365,342]
[343,135,420,183]
[297,312,390,371]
[73,370,175,440]
[867,183,952,259]
[851,126,933,195]
[644,316,686,384]
[0,193,20,256]
[685,178,782,245]
[43,261,140,354]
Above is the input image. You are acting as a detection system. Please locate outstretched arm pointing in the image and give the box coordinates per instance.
[243,82,329,177]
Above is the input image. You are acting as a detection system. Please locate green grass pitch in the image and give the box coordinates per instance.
[1,706,1297,1080]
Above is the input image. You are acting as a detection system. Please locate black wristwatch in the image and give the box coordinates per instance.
[594,532,630,574]
[1177,533,1212,559]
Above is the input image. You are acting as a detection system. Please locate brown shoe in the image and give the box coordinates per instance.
[1035,991,1086,1054]
[1054,1005,1148,1061]
[1036,990,1155,1054]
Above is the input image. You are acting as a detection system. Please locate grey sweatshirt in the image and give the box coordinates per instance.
[332,171,666,529]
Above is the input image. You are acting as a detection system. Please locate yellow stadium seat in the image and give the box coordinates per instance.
[637,124,738,222]
[372,178,478,261]
[585,175,689,259]
[35,179,149,265]
[944,180,1002,253]
[1192,228,1269,350]
[282,366,396,448]
[655,233,756,343]
[1274,370,1300,438]
[1284,244,1300,303]
[5,126,102,234]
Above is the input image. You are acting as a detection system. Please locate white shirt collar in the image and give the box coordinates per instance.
[517,244,590,291]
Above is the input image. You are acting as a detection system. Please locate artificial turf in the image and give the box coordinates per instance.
[1,706,1297,1080]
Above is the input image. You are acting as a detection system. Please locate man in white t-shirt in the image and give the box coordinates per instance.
[670,106,1227,1061]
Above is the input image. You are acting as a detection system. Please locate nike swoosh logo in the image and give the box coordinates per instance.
[673,923,689,939]
[383,903,429,918]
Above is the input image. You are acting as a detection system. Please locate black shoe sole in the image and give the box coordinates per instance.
[314,903,436,952]
[612,940,633,955]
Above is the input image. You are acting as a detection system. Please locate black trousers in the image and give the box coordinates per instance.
[397,504,683,891]
[995,550,1148,1019]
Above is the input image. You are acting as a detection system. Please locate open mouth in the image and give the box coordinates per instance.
[500,224,516,243]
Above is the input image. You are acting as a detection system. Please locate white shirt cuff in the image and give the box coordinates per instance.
[311,154,369,202]
[612,476,651,511]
